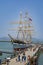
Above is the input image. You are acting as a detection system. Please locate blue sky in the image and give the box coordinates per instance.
[0,0,43,40]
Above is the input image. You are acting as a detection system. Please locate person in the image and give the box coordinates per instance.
[6,57,10,65]
[22,52,26,62]
[24,55,26,61]
[0,59,1,65]
[22,55,24,61]
[18,54,20,61]
[27,55,30,65]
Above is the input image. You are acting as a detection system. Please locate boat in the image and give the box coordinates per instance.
[8,12,33,51]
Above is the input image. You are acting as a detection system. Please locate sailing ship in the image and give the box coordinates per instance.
[9,12,34,51]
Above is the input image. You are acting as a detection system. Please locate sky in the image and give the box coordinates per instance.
[0,0,43,40]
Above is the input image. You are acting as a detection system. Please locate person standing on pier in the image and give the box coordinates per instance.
[6,57,10,65]
[27,55,30,65]
[0,59,2,65]
[22,51,26,62]
[18,53,20,61]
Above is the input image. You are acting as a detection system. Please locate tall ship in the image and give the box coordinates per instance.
[8,12,34,51]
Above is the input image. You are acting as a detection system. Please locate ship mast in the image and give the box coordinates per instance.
[9,12,34,43]
[23,12,33,43]
[17,11,25,41]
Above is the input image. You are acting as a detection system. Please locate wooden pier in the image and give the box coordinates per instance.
[2,44,40,65]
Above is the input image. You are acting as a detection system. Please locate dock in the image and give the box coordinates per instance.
[2,44,40,65]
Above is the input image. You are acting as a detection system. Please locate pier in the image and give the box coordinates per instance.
[2,44,40,65]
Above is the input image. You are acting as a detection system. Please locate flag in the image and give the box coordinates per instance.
[29,18,32,21]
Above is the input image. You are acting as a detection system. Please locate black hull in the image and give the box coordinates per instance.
[13,43,29,51]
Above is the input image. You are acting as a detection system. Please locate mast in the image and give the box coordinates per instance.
[17,11,25,40]
[9,11,34,43]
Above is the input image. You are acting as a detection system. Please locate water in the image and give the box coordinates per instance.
[0,42,43,65]
[38,53,43,65]
[0,42,13,60]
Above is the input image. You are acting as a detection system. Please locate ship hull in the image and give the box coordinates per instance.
[13,43,29,51]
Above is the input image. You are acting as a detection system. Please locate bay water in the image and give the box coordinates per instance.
[0,42,13,60]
